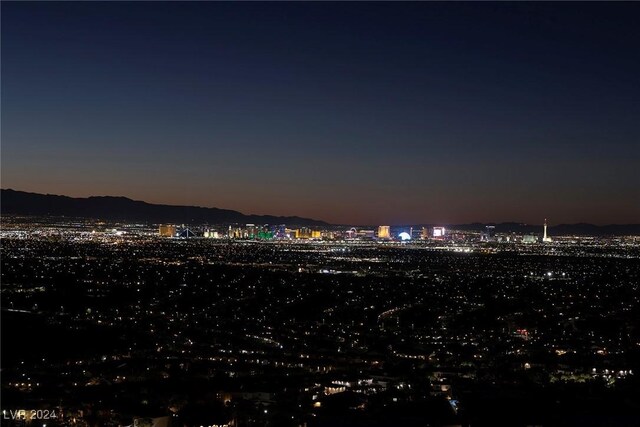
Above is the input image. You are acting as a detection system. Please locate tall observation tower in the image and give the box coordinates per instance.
[543,219,552,243]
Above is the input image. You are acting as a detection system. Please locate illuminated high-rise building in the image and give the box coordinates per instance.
[297,227,312,239]
[481,225,495,242]
[433,227,445,238]
[275,225,287,239]
[543,219,553,242]
[410,227,422,239]
[421,227,429,240]
[292,228,313,239]
[159,224,176,237]
[204,229,220,239]
[378,225,391,239]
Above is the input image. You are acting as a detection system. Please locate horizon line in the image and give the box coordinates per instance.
[2,188,639,228]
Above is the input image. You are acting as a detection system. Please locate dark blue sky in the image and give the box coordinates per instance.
[2,2,639,225]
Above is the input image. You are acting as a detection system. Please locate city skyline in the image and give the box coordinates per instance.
[2,2,639,225]
[4,187,640,231]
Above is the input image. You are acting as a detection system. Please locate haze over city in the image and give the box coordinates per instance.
[2,2,639,225]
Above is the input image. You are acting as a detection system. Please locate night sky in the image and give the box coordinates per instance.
[2,2,639,225]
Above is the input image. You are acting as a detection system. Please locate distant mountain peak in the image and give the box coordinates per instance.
[1,189,328,226]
